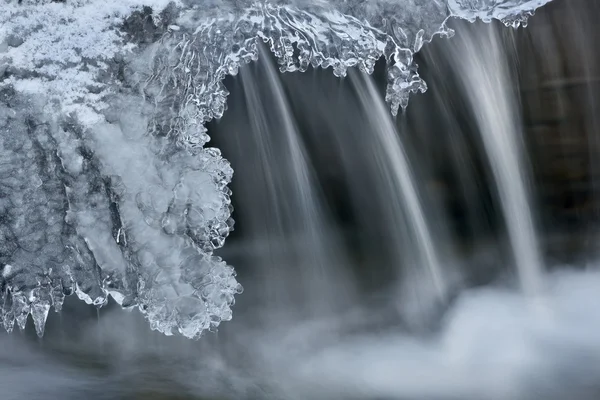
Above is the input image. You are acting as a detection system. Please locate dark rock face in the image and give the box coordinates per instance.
[513,0,600,260]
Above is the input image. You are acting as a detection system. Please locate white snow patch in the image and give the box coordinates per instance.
[0,0,179,126]
[2,264,12,279]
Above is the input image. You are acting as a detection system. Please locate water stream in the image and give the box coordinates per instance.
[447,24,545,296]
[349,70,449,318]
[220,44,355,319]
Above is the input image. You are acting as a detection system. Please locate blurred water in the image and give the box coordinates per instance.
[349,70,449,322]
[225,44,356,320]
[446,22,545,296]
[3,1,600,399]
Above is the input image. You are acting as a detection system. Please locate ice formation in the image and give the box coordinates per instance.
[0,0,552,338]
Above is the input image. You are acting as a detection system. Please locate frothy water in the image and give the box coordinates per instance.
[3,270,600,400]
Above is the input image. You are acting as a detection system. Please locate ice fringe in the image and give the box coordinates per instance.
[0,0,551,338]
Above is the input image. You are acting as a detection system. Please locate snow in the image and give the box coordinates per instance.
[0,0,178,124]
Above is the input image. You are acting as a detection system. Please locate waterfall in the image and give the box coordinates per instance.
[0,0,555,338]
[349,71,449,316]
[219,46,355,319]
[448,24,545,296]
[6,0,600,398]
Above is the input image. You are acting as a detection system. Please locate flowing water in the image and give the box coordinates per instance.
[447,24,545,297]
[3,1,600,399]
[221,45,355,320]
[349,70,449,319]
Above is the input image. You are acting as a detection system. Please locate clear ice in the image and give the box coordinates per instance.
[0,0,552,338]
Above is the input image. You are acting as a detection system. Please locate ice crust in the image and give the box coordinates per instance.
[0,0,551,338]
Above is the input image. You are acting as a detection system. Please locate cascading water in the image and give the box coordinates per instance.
[215,44,355,319]
[446,23,545,296]
[349,71,449,317]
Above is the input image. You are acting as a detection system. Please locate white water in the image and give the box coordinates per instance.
[350,70,448,308]
[232,47,354,318]
[448,24,545,296]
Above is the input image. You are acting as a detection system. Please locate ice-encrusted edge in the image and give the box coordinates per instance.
[0,0,243,339]
[141,0,554,151]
